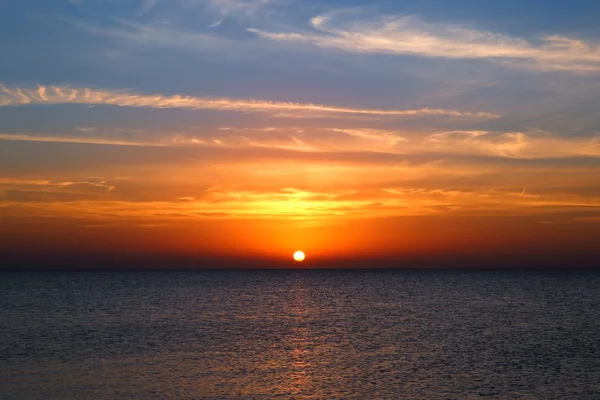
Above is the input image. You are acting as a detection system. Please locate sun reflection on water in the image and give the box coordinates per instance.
[284,276,314,396]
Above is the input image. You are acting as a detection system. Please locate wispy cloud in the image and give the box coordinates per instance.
[0,84,499,118]
[330,128,407,148]
[424,130,600,158]
[204,0,279,18]
[3,126,600,160]
[64,3,600,75]
[138,0,160,15]
[68,1,279,53]
[0,134,166,147]
[0,177,115,201]
[73,18,233,53]
[4,181,600,221]
[249,12,600,72]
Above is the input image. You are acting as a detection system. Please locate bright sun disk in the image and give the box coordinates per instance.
[293,251,305,262]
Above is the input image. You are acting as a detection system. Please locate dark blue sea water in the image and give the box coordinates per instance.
[1,270,600,399]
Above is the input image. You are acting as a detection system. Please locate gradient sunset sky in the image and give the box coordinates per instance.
[2,0,600,264]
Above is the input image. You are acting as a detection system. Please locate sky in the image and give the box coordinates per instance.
[2,0,600,266]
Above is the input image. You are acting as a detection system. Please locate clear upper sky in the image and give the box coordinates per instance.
[1,0,600,262]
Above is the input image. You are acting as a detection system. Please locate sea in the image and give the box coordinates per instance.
[1,270,600,399]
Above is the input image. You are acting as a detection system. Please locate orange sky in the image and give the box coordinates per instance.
[2,139,600,264]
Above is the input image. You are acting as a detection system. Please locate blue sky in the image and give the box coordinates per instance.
[3,0,600,134]
[2,0,600,258]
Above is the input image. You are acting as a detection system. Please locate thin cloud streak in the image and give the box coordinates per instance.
[0,178,114,192]
[0,134,166,147]
[249,12,600,72]
[3,183,600,222]
[424,130,600,158]
[330,128,407,148]
[0,84,499,118]
[139,0,160,15]
[205,0,279,17]
[2,128,600,160]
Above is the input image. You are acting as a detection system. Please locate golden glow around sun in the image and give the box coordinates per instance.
[293,251,306,262]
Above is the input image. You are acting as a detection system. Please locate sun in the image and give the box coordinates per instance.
[293,251,306,262]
